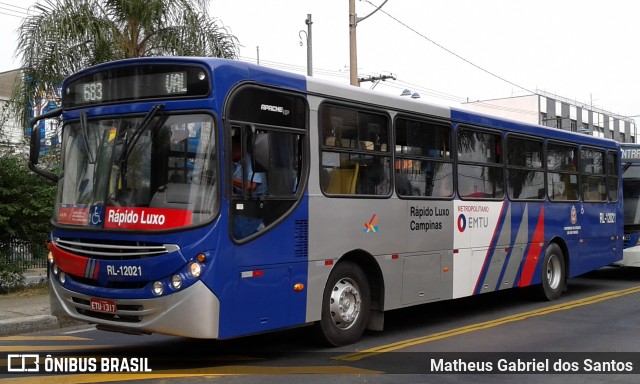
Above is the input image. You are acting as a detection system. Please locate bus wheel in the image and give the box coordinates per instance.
[317,261,370,346]
[540,243,565,301]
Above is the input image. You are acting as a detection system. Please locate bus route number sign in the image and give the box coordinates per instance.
[90,298,117,314]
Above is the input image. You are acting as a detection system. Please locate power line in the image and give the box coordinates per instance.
[239,43,537,116]
[0,8,27,18]
[362,0,535,95]
[238,55,349,80]
[0,1,30,18]
[0,1,30,12]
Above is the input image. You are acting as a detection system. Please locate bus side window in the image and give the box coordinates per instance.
[457,127,504,199]
[320,104,391,196]
[547,142,579,202]
[581,148,606,202]
[394,117,453,198]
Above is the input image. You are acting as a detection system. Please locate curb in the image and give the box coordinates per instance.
[0,315,60,337]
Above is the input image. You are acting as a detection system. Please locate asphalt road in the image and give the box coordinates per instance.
[2,266,640,383]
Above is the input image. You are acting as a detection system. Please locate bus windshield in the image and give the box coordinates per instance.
[55,111,217,230]
[623,163,640,228]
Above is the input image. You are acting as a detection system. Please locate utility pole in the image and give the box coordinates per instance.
[300,14,313,76]
[349,0,358,86]
[349,0,389,87]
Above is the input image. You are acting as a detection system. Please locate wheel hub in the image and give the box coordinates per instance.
[329,278,361,330]
[547,254,561,290]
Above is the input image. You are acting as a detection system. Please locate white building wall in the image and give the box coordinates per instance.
[0,69,24,151]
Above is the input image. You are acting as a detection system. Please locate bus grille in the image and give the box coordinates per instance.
[53,238,179,260]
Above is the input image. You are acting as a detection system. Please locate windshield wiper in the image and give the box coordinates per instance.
[116,104,164,188]
[123,103,164,162]
[80,111,96,164]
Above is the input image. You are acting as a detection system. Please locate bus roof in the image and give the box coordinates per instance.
[63,57,622,151]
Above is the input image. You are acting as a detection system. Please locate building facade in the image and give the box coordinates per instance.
[0,69,23,150]
[0,68,61,154]
[463,90,636,143]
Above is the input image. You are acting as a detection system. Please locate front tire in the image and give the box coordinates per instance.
[539,243,565,301]
[317,261,370,346]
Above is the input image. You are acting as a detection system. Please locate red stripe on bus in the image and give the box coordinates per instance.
[519,207,545,287]
[50,242,91,278]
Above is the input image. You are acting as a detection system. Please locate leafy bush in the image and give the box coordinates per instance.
[0,153,55,293]
[0,154,55,245]
[0,256,26,293]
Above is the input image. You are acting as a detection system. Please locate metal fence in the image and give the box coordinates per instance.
[1,238,48,270]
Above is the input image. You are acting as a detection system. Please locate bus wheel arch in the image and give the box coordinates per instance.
[316,250,384,346]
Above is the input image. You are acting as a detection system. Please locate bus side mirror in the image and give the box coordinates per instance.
[253,132,270,172]
[27,107,63,183]
[29,126,41,165]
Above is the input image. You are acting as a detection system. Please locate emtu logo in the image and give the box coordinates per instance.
[457,214,467,232]
[364,214,379,233]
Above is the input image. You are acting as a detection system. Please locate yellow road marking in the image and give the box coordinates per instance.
[0,366,383,383]
[0,336,91,342]
[335,285,640,361]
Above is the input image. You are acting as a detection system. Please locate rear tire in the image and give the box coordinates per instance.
[539,243,565,301]
[317,261,370,347]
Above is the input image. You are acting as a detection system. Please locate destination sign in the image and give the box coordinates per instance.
[63,64,210,108]
[621,145,640,161]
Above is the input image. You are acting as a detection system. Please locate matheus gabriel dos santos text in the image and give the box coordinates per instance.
[6,354,152,373]
[430,357,635,374]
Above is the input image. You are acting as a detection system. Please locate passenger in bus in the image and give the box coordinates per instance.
[232,134,266,238]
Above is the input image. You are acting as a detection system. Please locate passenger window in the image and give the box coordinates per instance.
[394,117,453,198]
[320,105,391,196]
[547,142,579,201]
[506,136,544,200]
[607,151,619,202]
[581,148,606,202]
[457,127,504,199]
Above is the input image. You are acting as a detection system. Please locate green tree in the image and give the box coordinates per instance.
[0,154,56,291]
[0,154,55,243]
[10,0,238,128]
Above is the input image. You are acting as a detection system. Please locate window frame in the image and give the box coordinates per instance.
[393,115,454,200]
[580,146,607,203]
[318,101,392,198]
[505,133,545,201]
[606,150,619,203]
[546,140,580,202]
[456,125,505,201]
[224,84,309,243]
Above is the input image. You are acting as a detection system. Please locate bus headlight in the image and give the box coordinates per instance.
[152,281,164,296]
[171,274,183,290]
[52,264,59,276]
[189,263,202,278]
[59,271,66,284]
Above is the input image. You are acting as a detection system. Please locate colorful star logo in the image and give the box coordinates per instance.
[364,214,379,233]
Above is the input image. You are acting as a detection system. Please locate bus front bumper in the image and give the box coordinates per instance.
[49,278,220,338]
[614,245,640,267]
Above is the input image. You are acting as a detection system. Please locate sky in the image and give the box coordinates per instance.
[1,0,638,123]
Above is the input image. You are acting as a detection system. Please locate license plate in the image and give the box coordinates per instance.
[90,298,117,314]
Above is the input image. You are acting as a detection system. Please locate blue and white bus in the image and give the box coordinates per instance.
[619,143,640,266]
[29,58,622,346]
